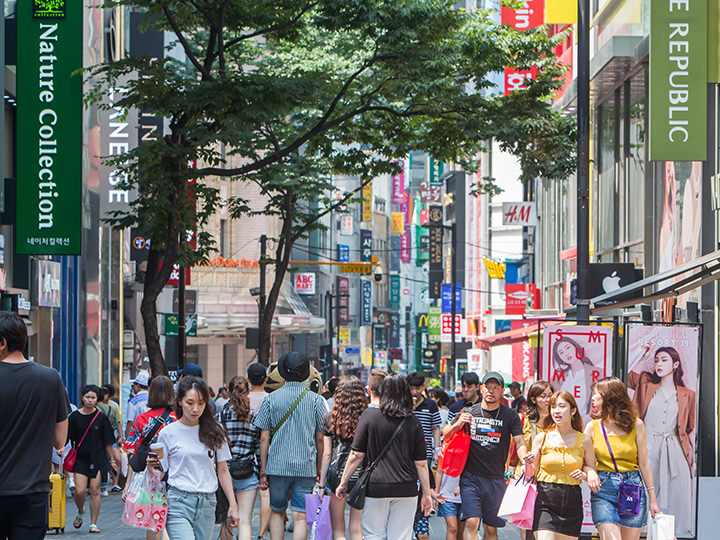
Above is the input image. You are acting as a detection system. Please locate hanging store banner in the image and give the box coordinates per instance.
[337,244,350,262]
[502,0,544,29]
[361,279,372,326]
[511,319,535,382]
[649,0,707,161]
[17,1,83,254]
[340,215,353,236]
[391,212,404,235]
[541,325,613,424]
[625,323,699,539]
[400,229,411,263]
[390,275,400,310]
[403,191,412,228]
[428,306,442,343]
[428,205,443,299]
[441,283,462,313]
[360,229,372,262]
[390,236,401,272]
[337,277,350,324]
[391,172,405,204]
[361,180,373,222]
[429,157,444,186]
[389,311,401,348]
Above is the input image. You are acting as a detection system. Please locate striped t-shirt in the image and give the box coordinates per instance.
[413,397,442,460]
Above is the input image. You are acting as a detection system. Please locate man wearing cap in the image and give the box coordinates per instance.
[125,370,150,436]
[177,363,217,414]
[254,352,328,540]
[444,371,533,540]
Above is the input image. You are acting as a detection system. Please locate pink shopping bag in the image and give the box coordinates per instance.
[497,474,537,525]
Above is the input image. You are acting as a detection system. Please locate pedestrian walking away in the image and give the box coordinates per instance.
[336,374,432,540]
[318,376,369,540]
[585,377,660,540]
[0,311,70,540]
[220,376,262,540]
[530,391,599,540]
[246,362,271,540]
[127,370,151,435]
[67,384,117,534]
[442,371,533,540]
[152,376,239,540]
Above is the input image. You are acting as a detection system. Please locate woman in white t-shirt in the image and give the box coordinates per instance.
[150,376,238,540]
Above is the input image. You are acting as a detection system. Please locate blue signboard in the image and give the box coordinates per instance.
[361,280,372,326]
[338,244,350,262]
[441,283,462,313]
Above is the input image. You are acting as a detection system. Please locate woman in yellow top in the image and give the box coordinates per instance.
[584,377,660,539]
[530,391,599,539]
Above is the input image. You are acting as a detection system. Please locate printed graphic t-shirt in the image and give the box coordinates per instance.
[463,403,522,479]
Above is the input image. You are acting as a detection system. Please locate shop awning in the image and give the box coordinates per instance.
[591,249,720,312]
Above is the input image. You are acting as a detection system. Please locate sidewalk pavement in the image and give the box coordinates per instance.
[58,488,522,539]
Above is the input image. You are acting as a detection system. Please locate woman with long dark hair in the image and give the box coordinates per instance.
[336,374,432,540]
[552,336,596,419]
[150,376,238,539]
[67,385,116,534]
[531,391,599,540]
[628,345,695,536]
[219,376,261,540]
[318,377,369,540]
[585,377,659,540]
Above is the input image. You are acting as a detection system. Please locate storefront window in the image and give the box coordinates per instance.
[597,102,616,256]
[626,69,646,259]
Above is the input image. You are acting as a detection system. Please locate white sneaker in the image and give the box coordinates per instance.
[100,489,109,497]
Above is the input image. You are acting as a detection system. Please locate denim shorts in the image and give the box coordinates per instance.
[438,501,462,518]
[459,472,507,527]
[231,473,259,493]
[591,470,647,529]
[267,475,315,513]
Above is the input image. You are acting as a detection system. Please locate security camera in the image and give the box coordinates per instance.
[373,266,383,282]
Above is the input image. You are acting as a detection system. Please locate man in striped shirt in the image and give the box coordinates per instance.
[254,352,328,540]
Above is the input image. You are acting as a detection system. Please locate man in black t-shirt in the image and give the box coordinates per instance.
[443,371,532,540]
[509,382,527,412]
[446,371,481,427]
[0,312,70,540]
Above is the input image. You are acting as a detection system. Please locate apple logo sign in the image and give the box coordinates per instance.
[602,271,622,293]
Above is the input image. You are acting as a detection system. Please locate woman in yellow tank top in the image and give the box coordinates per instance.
[584,377,660,540]
[530,391,599,540]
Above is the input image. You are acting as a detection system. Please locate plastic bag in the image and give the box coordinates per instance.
[122,468,167,532]
[498,474,537,525]
[648,513,675,540]
[439,429,471,478]
[305,494,331,540]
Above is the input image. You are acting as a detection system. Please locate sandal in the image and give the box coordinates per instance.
[89,524,101,533]
[73,512,83,529]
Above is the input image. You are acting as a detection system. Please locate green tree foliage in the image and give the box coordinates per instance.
[87,0,575,374]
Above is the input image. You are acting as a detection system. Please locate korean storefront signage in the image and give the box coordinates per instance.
[361,180,373,222]
[391,171,405,204]
[337,244,350,262]
[391,212,404,235]
[390,275,400,310]
[17,1,83,254]
[361,279,372,326]
[389,311,401,348]
[338,277,350,324]
[441,283,462,313]
[511,319,535,382]
[501,0,544,30]
[360,229,373,262]
[427,306,442,343]
[428,205,443,299]
[649,0,707,161]
[340,215,353,235]
[504,67,537,95]
[400,229,411,263]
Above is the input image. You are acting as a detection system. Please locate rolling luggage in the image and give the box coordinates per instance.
[48,469,66,534]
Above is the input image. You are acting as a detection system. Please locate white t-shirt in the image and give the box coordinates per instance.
[248,391,268,414]
[438,473,461,504]
[158,420,231,493]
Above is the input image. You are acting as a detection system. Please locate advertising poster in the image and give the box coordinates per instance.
[626,324,699,538]
[542,324,613,533]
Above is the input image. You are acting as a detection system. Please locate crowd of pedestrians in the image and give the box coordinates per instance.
[0,307,668,540]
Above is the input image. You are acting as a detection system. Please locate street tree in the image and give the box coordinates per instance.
[88,0,575,374]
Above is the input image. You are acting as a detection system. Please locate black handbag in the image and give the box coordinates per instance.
[129,408,171,473]
[327,439,363,493]
[228,456,255,480]
[346,418,407,510]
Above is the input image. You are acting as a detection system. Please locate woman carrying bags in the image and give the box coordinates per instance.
[530,391,599,540]
[67,384,116,534]
[149,376,238,540]
[584,377,660,540]
[318,377,369,540]
[336,374,432,540]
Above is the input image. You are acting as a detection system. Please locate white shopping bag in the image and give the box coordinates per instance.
[648,513,675,540]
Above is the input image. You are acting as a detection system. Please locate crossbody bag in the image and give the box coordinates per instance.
[270,387,310,443]
[600,421,642,517]
[129,408,172,473]
[64,410,101,472]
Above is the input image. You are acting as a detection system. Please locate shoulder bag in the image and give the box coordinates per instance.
[269,387,309,443]
[221,408,258,480]
[64,410,101,472]
[600,421,641,517]
[346,417,407,510]
[129,408,172,473]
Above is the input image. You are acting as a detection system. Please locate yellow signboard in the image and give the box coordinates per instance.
[362,347,373,366]
[483,257,506,279]
[391,212,404,235]
[362,180,373,222]
[545,0,577,24]
[340,262,371,274]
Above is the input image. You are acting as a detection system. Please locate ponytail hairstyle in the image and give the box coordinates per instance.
[228,376,251,422]
[175,376,229,450]
[594,376,638,433]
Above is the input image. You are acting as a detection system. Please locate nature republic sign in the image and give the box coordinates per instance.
[649,0,707,161]
[17,0,82,254]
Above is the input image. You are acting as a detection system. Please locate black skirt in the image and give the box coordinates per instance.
[533,481,583,537]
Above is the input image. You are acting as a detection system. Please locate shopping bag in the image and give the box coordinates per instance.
[304,494,331,540]
[648,513,675,540]
[497,474,537,524]
[122,469,167,531]
[439,429,471,478]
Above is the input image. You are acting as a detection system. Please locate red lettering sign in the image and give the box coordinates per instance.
[504,67,539,95]
[501,0,544,30]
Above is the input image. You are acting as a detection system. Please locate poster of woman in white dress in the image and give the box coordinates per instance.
[626,324,699,538]
[542,325,613,424]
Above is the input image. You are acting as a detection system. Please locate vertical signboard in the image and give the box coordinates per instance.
[390,275,400,310]
[441,283,462,313]
[390,236,401,272]
[428,306,442,343]
[389,312,401,348]
[400,229,411,263]
[17,0,82,254]
[428,205,443,299]
[361,279,372,326]
[337,277,350,324]
[649,0,707,161]
[501,0,544,29]
[391,212,404,235]
[511,320,535,382]
[361,180,373,222]
[360,229,372,262]
[391,172,404,204]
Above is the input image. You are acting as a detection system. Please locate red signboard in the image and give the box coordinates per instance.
[501,0,545,30]
[504,67,538,95]
[505,283,539,315]
[338,277,350,323]
[165,263,191,286]
[511,319,535,382]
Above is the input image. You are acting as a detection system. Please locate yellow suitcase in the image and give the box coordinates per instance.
[48,471,66,534]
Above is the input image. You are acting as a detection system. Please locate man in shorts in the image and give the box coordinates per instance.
[443,371,533,540]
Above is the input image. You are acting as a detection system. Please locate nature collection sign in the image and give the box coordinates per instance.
[17,0,82,254]
[649,0,707,161]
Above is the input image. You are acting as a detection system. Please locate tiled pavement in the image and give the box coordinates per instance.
[57,488,522,540]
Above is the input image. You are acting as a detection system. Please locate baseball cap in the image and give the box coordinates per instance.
[247,362,267,380]
[131,370,150,387]
[179,363,203,378]
[481,371,505,387]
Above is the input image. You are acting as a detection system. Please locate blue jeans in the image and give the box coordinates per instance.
[267,476,315,513]
[591,470,647,529]
[166,487,216,540]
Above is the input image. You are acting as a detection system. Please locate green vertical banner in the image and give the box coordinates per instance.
[428,306,441,343]
[16,0,82,255]
[390,275,400,310]
[649,0,707,161]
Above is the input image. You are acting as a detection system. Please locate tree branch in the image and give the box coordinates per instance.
[223,2,318,51]
[161,5,214,81]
